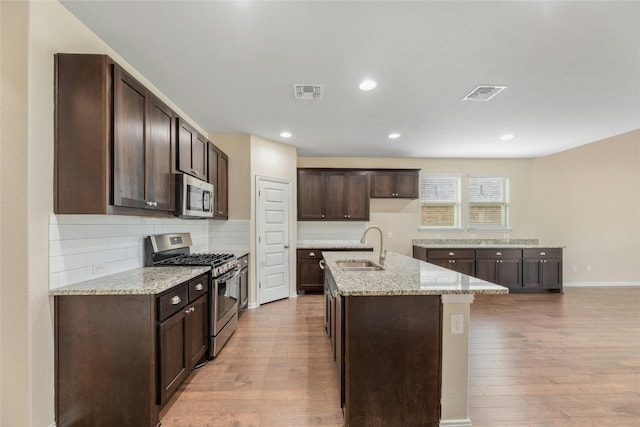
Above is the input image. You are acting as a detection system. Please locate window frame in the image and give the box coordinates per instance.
[467,175,511,231]
[418,174,462,231]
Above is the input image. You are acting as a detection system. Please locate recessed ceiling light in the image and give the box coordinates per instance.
[359,79,377,91]
[499,133,514,141]
[280,131,292,138]
[388,133,401,140]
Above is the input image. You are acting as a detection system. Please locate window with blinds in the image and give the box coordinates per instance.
[419,175,461,228]
[468,175,510,229]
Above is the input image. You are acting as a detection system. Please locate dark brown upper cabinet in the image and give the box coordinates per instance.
[207,142,229,220]
[297,169,369,221]
[370,169,420,199]
[55,54,175,216]
[177,118,207,180]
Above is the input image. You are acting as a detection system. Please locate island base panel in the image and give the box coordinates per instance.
[344,295,442,426]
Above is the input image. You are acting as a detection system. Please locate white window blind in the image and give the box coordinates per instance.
[419,175,461,228]
[468,175,510,229]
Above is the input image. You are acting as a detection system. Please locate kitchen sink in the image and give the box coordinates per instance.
[335,260,384,271]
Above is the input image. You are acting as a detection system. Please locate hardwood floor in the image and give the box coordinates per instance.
[160,287,640,426]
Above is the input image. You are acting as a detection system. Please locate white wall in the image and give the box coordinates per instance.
[532,129,640,284]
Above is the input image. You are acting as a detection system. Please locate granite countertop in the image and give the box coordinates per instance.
[322,251,509,296]
[297,240,375,250]
[49,266,211,296]
[412,239,565,249]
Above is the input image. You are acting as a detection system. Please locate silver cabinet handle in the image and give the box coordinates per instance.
[191,170,200,176]
[145,201,158,207]
[309,252,315,257]
[319,260,326,270]
[184,307,195,314]
[496,252,502,256]
[449,252,455,256]
[540,252,546,256]
[170,296,181,305]
[195,283,204,291]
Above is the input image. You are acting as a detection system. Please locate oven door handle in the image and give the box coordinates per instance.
[214,266,241,284]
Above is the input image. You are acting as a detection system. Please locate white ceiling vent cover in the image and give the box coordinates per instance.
[463,85,506,101]
[293,84,324,100]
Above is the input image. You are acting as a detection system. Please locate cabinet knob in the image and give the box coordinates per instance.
[191,170,199,176]
[217,211,224,214]
[170,296,182,305]
[449,252,455,256]
[452,260,456,263]
[540,252,546,256]
[496,252,502,256]
[309,252,316,257]
[145,201,157,207]
[195,283,204,291]
[185,307,195,314]
[321,214,325,218]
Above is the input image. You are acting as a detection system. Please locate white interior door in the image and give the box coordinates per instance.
[257,178,290,305]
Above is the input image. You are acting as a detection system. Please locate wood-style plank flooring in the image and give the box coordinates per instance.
[160,287,640,426]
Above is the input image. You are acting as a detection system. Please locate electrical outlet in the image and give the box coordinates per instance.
[451,315,464,335]
[92,263,107,275]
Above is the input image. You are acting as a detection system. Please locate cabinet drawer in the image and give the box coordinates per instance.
[475,248,522,259]
[188,275,209,303]
[158,284,189,321]
[297,249,323,259]
[427,249,474,259]
[523,248,562,259]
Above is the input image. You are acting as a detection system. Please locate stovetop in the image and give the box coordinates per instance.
[146,233,239,278]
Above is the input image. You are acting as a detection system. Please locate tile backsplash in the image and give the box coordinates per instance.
[49,215,249,290]
[297,221,367,241]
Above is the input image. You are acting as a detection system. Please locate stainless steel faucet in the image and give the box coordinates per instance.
[360,225,386,265]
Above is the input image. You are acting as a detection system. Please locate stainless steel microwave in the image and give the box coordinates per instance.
[176,173,214,218]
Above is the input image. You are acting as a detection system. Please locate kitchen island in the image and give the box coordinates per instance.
[322,251,508,427]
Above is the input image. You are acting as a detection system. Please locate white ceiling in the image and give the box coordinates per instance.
[60,1,640,159]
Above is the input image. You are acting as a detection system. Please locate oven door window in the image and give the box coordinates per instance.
[217,273,239,323]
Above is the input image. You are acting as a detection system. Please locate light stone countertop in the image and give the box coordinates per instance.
[297,240,374,250]
[412,238,565,249]
[323,251,509,296]
[49,266,211,296]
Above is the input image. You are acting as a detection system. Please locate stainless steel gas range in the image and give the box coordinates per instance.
[146,233,240,358]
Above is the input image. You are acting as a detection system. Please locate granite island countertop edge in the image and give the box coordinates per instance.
[322,251,509,297]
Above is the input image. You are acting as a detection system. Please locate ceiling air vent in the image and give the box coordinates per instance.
[463,85,506,101]
[293,84,324,100]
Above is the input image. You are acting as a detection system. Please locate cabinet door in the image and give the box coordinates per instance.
[298,170,326,220]
[325,171,347,219]
[158,309,188,405]
[193,133,208,179]
[523,259,543,289]
[297,259,325,293]
[370,172,395,197]
[207,142,218,186]
[186,296,208,368]
[113,66,147,209]
[346,172,370,220]
[177,119,206,179]
[475,259,498,284]
[215,149,229,219]
[146,96,175,211]
[499,259,523,289]
[542,259,562,290]
[413,246,428,261]
[452,259,475,276]
[395,171,419,198]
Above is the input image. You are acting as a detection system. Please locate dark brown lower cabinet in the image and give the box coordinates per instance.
[522,248,563,291]
[55,273,209,427]
[340,295,442,426]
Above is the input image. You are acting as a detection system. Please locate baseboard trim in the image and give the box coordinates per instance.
[440,419,473,427]
[564,281,640,287]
